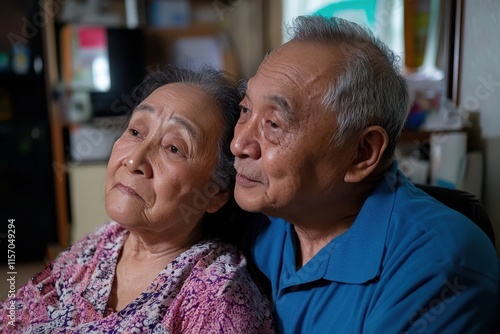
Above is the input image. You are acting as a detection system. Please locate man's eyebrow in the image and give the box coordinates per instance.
[242,79,294,122]
[265,95,294,122]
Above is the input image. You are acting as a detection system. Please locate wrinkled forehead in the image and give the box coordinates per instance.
[262,40,343,77]
[140,83,224,135]
[148,83,221,115]
[245,41,343,115]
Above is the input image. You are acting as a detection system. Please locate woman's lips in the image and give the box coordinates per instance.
[116,183,138,196]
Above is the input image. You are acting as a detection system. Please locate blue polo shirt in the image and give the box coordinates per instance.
[250,165,499,333]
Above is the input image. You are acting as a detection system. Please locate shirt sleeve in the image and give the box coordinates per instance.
[0,223,111,332]
[0,264,56,332]
[363,224,499,334]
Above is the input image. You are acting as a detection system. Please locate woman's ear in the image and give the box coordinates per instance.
[344,125,388,183]
[206,189,230,213]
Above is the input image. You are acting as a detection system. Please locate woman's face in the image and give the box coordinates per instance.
[105,83,228,236]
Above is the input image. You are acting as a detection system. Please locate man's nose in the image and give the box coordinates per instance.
[231,119,261,160]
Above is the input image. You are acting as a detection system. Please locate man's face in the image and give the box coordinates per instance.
[231,41,358,220]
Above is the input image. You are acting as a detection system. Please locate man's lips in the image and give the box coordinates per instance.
[235,173,259,186]
[234,160,262,186]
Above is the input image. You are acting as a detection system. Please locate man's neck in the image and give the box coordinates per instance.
[291,175,384,268]
[293,213,356,268]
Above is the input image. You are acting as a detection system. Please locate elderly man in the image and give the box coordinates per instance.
[231,15,499,333]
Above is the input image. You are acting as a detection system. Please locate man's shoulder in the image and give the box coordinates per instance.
[390,182,491,245]
[385,183,498,279]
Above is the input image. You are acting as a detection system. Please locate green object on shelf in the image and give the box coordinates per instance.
[313,0,378,29]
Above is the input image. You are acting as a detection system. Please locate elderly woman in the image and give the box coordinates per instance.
[1,66,274,333]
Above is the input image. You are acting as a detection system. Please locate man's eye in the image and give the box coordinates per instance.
[268,120,280,129]
[129,129,139,136]
[238,106,251,122]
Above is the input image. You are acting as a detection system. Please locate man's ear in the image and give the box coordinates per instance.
[344,125,388,183]
[206,189,230,213]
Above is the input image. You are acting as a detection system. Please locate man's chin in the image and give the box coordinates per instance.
[234,191,264,213]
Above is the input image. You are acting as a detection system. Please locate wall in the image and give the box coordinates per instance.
[68,164,109,243]
[225,0,264,79]
[222,0,281,78]
[459,0,500,253]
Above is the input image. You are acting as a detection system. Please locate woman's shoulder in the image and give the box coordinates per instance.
[164,239,275,333]
[188,238,251,273]
[172,238,267,299]
[188,238,271,306]
[52,221,125,268]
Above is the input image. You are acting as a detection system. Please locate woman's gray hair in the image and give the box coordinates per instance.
[287,15,411,163]
[131,65,240,192]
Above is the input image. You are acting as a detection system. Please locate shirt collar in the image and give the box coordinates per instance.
[277,162,404,288]
[321,162,402,283]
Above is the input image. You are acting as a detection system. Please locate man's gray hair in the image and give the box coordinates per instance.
[287,15,411,163]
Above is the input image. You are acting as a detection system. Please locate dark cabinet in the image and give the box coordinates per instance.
[0,0,58,262]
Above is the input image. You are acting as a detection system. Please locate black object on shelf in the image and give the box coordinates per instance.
[90,28,147,118]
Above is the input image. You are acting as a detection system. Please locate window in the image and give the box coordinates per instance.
[282,0,404,62]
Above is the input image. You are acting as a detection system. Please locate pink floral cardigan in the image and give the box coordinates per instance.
[0,222,275,333]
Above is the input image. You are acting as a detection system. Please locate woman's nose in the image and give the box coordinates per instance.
[230,120,261,160]
[123,144,153,178]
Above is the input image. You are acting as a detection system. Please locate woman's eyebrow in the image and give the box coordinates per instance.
[170,116,200,142]
[134,103,155,113]
[133,102,200,141]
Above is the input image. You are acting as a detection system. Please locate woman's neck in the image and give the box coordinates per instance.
[123,225,202,263]
[106,224,203,312]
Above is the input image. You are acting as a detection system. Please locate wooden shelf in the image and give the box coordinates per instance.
[400,130,436,143]
[143,22,223,65]
[143,21,238,77]
[398,127,481,152]
[144,22,222,39]
[0,72,41,86]
[400,128,471,143]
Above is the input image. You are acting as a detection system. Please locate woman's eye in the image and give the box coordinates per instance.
[129,128,139,137]
[168,145,179,154]
[239,106,249,116]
